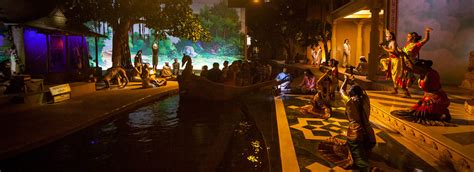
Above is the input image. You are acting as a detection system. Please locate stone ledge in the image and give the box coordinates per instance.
[370,104,473,171]
[0,84,179,161]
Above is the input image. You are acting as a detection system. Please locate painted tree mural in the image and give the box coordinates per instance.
[62,0,210,68]
[199,1,242,56]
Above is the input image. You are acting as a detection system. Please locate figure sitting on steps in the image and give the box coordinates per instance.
[393,60,453,126]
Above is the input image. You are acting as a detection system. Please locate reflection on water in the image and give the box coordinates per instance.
[0,95,265,172]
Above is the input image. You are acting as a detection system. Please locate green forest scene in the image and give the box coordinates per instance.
[89,1,243,69]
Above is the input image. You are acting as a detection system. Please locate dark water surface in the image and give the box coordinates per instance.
[0,95,268,172]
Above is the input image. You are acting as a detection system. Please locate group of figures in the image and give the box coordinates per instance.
[199,60,273,86]
[103,48,182,89]
[380,28,452,125]
[300,73,375,171]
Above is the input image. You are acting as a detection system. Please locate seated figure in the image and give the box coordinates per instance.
[393,60,452,126]
[275,67,292,93]
[141,63,166,88]
[355,56,368,76]
[299,69,316,94]
[161,62,173,79]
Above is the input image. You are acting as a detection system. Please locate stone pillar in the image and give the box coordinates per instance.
[356,21,363,66]
[331,21,337,61]
[367,7,381,81]
[460,51,474,90]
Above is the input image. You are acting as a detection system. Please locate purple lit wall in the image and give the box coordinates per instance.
[23,28,47,75]
[67,36,89,72]
[49,35,66,73]
[0,35,7,62]
[398,0,474,85]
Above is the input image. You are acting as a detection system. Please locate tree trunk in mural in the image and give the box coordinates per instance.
[111,19,131,68]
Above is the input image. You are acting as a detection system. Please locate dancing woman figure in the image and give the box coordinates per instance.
[398,27,433,96]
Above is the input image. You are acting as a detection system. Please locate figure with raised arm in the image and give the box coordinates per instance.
[298,70,332,119]
[399,27,433,97]
[339,75,376,171]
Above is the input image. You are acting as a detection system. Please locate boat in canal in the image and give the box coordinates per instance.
[178,55,276,101]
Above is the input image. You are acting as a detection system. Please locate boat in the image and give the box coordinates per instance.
[178,55,276,101]
[178,75,275,101]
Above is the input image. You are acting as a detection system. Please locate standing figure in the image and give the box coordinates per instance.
[221,61,229,81]
[396,60,451,125]
[134,50,143,68]
[342,39,351,68]
[329,59,339,101]
[315,46,322,67]
[381,31,409,97]
[399,27,432,94]
[340,76,376,171]
[311,46,317,65]
[152,43,159,70]
[172,58,180,76]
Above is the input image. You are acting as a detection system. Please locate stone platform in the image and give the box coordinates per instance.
[276,62,474,171]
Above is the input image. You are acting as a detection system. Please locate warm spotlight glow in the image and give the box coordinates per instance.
[344,10,384,18]
[253,0,260,3]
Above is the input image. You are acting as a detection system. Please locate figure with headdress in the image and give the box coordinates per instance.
[381,30,409,97]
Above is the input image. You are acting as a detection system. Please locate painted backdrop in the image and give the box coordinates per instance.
[398,0,474,85]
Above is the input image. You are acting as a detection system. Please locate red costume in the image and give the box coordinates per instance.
[411,68,450,120]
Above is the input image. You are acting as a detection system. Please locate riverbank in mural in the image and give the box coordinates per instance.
[90,1,243,70]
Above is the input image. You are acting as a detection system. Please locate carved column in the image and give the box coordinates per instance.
[367,5,382,81]
[460,51,474,90]
[356,21,364,66]
[331,21,337,61]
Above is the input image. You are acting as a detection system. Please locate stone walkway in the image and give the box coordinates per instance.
[0,81,179,160]
[274,94,439,172]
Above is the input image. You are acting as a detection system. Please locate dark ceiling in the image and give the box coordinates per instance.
[0,0,58,23]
